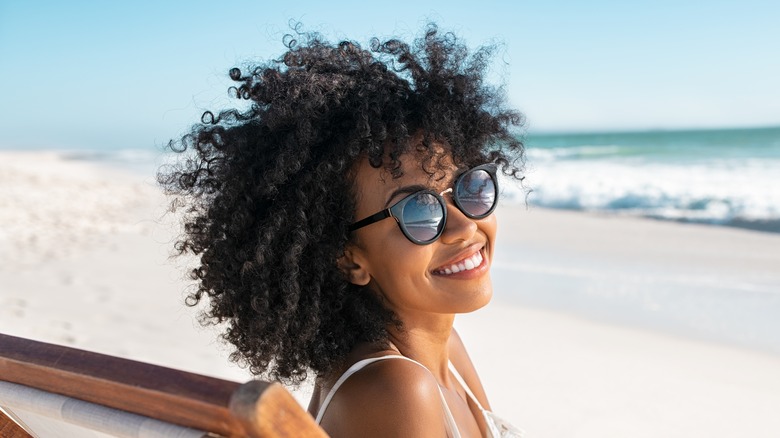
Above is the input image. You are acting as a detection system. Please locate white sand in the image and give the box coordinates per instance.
[2,152,779,437]
[458,306,780,437]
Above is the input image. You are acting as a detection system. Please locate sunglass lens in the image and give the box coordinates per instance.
[456,169,496,218]
[402,192,445,242]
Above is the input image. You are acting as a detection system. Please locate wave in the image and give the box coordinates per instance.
[61,148,167,176]
[526,145,628,161]
[503,157,780,230]
[62,148,162,164]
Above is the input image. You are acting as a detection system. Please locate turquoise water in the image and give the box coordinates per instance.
[514,126,780,232]
[527,126,780,161]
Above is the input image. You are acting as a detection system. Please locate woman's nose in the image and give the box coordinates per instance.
[439,201,478,244]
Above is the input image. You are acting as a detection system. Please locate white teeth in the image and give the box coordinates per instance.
[435,250,484,275]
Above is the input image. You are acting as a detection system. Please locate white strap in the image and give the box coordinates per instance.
[448,362,487,412]
[314,355,461,438]
[436,383,462,438]
[314,356,395,423]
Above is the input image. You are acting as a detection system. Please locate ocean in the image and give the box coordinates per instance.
[510,126,780,233]
[25,125,780,234]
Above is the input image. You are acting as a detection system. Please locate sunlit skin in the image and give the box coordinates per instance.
[308,146,497,437]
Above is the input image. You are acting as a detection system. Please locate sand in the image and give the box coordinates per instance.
[2,152,779,437]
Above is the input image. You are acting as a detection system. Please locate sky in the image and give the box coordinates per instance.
[1,0,778,150]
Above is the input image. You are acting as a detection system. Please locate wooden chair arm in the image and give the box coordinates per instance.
[0,333,327,437]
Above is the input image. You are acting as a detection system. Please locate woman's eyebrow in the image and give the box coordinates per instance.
[385,184,428,208]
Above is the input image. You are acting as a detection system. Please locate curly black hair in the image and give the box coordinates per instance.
[158,23,525,384]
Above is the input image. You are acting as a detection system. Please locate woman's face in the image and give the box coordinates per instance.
[344,150,497,320]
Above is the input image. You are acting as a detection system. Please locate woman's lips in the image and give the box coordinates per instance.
[432,247,489,278]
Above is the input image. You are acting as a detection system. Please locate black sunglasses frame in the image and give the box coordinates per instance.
[349,164,499,245]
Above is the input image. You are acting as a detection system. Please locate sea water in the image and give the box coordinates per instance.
[509,126,780,233]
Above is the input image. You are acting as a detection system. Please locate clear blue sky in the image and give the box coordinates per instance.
[1,0,778,150]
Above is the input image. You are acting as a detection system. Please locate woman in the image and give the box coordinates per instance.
[160,24,525,437]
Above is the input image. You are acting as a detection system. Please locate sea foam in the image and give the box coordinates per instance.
[504,128,780,230]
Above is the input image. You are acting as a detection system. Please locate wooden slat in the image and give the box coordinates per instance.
[0,408,33,438]
[0,333,245,437]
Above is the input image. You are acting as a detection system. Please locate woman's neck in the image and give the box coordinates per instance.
[386,312,455,382]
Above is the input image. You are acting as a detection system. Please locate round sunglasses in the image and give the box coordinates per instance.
[349,164,499,244]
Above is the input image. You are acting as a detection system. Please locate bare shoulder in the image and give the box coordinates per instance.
[319,358,449,438]
[448,328,492,410]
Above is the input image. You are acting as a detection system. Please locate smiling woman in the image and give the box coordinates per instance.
[344,153,498,316]
[158,23,525,437]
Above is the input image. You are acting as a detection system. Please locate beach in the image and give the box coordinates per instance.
[2,152,780,437]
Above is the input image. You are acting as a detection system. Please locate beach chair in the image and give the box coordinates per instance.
[0,333,327,437]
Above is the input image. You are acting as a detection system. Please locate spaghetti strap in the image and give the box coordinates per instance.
[448,361,487,411]
[448,362,526,438]
[314,355,462,438]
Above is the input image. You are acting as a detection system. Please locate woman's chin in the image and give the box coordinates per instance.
[444,278,494,314]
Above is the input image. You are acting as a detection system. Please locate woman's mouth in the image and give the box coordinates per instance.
[432,249,486,276]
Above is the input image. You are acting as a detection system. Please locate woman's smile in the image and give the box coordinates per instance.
[431,244,489,279]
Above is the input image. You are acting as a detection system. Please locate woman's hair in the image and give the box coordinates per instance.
[158,23,524,384]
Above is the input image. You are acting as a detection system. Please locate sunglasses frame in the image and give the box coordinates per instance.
[349,164,499,245]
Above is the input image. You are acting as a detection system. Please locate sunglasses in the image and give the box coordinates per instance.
[349,164,499,245]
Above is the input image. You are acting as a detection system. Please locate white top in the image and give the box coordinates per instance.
[314,355,524,438]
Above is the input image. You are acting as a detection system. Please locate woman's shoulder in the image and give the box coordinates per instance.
[318,354,449,437]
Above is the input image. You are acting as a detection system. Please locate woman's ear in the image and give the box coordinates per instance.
[337,247,371,286]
